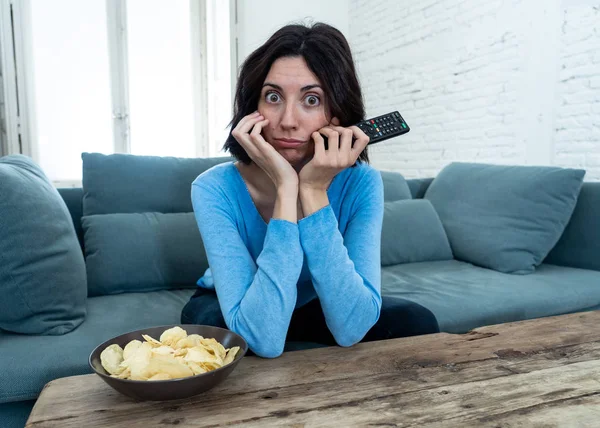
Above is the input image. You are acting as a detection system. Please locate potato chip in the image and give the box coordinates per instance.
[115,366,131,379]
[223,346,240,365]
[100,344,125,376]
[151,345,176,356]
[149,354,194,379]
[141,334,162,347]
[159,326,187,347]
[186,361,209,375]
[198,338,227,359]
[100,327,241,381]
[175,334,204,349]
[185,346,223,365]
[123,340,142,360]
[148,373,172,381]
[125,342,153,380]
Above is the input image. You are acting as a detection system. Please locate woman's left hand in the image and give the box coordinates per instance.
[298,118,370,192]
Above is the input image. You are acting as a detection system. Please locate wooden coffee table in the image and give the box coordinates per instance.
[27,311,600,427]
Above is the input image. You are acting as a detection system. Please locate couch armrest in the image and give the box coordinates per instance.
[545,182,600,272]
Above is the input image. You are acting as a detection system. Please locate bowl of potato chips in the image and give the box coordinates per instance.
[89,324,248,401]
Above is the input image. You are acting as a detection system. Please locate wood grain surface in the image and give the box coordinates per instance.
[26,311,600,427]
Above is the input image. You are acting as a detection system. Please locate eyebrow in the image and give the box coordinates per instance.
[262,82,322,92]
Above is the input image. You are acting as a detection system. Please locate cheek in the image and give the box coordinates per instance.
[257,105,276,122]
[307,111,329,131]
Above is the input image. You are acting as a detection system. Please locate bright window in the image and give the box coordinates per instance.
[24,0,233,184]
[29,0,114,181]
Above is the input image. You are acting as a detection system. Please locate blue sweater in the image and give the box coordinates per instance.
[191,161,384,358]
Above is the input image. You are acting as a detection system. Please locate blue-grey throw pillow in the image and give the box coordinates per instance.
[81,153,229,295]
[381,199,453,266]
[424,162,586,274]
[82,212,208,296]
[380,170,412,202]
[82,152,231,215]
[0,155,87,334]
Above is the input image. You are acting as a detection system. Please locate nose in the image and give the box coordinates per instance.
[280,102,299,130]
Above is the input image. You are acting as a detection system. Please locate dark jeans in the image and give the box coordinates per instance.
[181,287,439,352]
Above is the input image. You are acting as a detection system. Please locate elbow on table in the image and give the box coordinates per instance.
[227,309,287,358]
[332,320,376,347]
[250,340,285,359]
[333,297,381,348]
[333,329,365,348]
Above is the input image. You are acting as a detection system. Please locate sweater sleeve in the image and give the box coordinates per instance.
[297,168,384,347]
[191,182,303,358]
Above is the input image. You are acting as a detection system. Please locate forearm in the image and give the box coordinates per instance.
[228,257,299,357]
[214,219,302,358]
[273,184,299,223]
[298,206,381,346]
[299,186,329,217]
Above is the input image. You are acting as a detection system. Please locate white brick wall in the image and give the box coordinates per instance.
[350,0,600,180]
[555,5,600,180]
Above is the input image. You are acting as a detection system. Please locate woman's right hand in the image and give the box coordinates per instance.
[231,111,298,191]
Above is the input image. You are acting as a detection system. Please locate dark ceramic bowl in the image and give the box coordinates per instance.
[89,324,248,401]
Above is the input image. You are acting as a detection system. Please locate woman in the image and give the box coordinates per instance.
[181,22,439,358]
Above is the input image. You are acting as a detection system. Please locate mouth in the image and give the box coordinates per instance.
[274,138,307,148]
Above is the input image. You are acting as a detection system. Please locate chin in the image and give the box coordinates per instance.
[277,148,311,168]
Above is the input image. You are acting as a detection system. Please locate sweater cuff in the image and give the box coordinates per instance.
[298,204,336,243]
[264,218,301,256]
[266,217,299,239]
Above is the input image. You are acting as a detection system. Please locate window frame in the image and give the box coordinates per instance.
[0,0,35,160]
[0,0,238,187]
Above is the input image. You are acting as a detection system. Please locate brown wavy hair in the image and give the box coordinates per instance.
[223,22,369,165]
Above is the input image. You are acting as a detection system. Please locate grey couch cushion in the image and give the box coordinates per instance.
[0,289,193,403]
[0,288,327,404]
[381,260,600,334]
[0,155,87,335]
[424,162,585,274]
[82,213,207,296]
[381,199,453,266]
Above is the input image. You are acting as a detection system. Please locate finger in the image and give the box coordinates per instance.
[311,131,326,159]
[348,125,370,154]
[330,125,354,152]
[234,117,266,157]
[235,111,260,131]
[250,119,270,146]
[235,112,264,135]
[317,127,340,152]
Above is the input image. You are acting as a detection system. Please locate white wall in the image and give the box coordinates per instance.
[236,0,349,65]
[349,0,600,180]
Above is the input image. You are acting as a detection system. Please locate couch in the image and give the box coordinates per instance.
[1,153,599,428]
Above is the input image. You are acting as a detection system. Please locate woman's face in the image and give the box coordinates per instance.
[258,56,330,168]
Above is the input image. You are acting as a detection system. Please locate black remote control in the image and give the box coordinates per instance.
[356,111,410,145]
[320,111,410,149]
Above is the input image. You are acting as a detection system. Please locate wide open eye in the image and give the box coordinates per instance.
[304,95,320,107]
[265,91,281,103]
